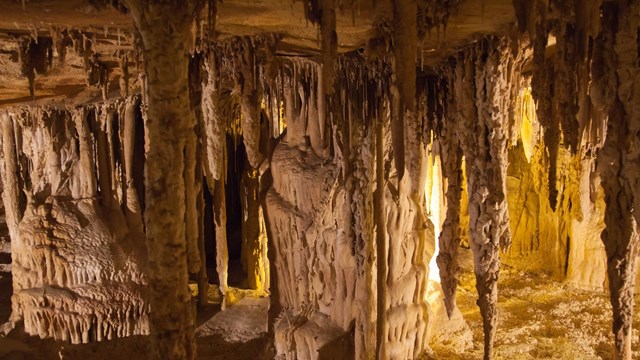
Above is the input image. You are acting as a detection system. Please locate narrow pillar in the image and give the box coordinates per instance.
[0,113,24,324]
[374,110,386,360]
[126,1,200,358]
[594,2,640,359]
[196,136,209,308]
[201,49,229,307]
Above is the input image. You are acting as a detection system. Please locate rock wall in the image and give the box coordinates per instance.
[0,100,149,344]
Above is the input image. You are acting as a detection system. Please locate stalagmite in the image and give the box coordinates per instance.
[374,101,387,360]
[126,0,201,358]
[241,165,264,291]
[213,177,229,307]
[195,127,208,308]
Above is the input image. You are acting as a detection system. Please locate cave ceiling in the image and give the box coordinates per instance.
[0,0,515,107]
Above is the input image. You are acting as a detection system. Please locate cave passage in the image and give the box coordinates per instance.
[0,1,639,360]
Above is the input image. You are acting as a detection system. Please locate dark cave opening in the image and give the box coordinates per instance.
[203,134,250,289]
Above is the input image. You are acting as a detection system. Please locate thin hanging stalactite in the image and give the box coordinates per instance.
[436,96,463,318]
[123,97,144,233]
[455,38,514,360]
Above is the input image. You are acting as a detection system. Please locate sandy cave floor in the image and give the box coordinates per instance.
[431,248,640,360]
[0,246,639,359]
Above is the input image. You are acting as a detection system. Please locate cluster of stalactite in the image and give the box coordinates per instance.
[0,98,149,345]
[257,51,437,359]
[192,27,441,358]
[5,1,639,360]
[508,1,640,359]
[434,36,525,360]
[197,34,277,306]
[14,28,135,100]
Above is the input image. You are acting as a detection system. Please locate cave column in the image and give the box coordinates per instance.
[126,1,200,358]
[201,50,230,307]
[0,113,20,242]
[0,112,24,324]
[595,2,640,359]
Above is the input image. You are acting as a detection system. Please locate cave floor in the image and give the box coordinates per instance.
[431,249,640,360]
[1,245,639,359]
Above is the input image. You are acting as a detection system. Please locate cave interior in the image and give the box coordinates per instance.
[0,0,639,359]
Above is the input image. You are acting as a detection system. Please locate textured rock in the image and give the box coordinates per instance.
[1,104,148,344]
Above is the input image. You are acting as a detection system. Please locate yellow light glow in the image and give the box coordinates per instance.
[517,86,537,163]
[427,154,444,283]
[253,205,270,293]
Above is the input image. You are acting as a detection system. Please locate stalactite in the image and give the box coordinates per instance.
[455,37,514,360]
[390,0,417,181]
[593,1,640,359]
[320,0,337,95]
[123,98,144,233]
[86,53,110,100]
[236,37,264,169]
[184,116,201,275]
[126,1,200,358]
[2,103,148,345]
[527,0,562,211]
[17,36,53,99]
[202,51,226,182]
[554,22,580,153]
[119,53,130,98]
[72,107,97,198]
[374,101,386,360]
[436,105,463,319]
[95,105,115,210]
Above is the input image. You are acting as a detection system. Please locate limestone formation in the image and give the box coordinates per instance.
[0,1,639,360]
[1,103,149,344]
